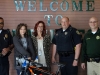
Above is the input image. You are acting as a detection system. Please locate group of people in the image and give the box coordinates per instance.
[0,16,100,75]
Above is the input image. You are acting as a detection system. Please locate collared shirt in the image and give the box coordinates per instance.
[52,25,81,52]
[0,29,13,52]
[0,30,2,33]
[0,29,13,62]
[92,31,96,34]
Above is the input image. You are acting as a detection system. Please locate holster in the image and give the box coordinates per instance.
[0,53,3,57]
[84,55,100,63]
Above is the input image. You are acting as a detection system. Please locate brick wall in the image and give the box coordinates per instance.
[0,0,100,75]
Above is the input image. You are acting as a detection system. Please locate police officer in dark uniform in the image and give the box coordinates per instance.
[52,17,81,75]
[0,17,13,75]
[81,17,100,75]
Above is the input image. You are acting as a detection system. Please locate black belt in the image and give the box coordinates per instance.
[87,57,100,63]
[58,51,75,57]
[0,53,3,57]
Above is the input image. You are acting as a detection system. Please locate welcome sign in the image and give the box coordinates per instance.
[12,0,95,39]
[14,0,95,26]
[0,1,98,75]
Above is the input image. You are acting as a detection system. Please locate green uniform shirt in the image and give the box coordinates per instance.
[81,28,100,63]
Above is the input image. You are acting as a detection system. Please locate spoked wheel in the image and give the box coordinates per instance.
[52,62,65,75]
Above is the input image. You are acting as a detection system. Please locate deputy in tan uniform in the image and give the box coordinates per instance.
[81,17,100,75]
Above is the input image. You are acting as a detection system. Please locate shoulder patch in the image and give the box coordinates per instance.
[5,34,8,38]
[76,30,80,35]
[96,36,100,40]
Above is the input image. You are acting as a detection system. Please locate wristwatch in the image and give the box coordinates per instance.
[74,59,78,61]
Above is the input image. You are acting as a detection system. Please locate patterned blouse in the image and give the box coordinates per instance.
[31,34,51,71]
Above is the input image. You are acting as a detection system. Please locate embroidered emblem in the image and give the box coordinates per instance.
[5,34,8,38]
[76,30,80,35]
[96,36,100,40]
[65,32,68,35]
[86,38,90,40]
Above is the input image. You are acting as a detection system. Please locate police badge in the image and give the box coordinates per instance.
[65,32,68,35]
[56,33,58,36]
[96,36,100,40]
[5,34,8,38]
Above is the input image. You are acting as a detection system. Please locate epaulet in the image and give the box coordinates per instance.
[98,29,100,32]
[98,28,100,31]
[70,27,80,35]
[5,29,10,33]
[69,26,74,31]
[87,29,91,33]
[55,28,61,33]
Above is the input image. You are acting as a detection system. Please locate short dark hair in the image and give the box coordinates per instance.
[0,17,4,24]
[16,23,28,38]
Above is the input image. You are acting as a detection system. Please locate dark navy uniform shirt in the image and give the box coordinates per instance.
[52,25,81,52]
[0,29,13,62]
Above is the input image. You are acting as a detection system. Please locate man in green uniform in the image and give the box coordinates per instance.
[81,17,100,75]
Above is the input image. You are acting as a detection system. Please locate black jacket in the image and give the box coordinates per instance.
[13,36,36,69]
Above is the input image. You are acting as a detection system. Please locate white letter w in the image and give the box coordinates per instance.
[14,0,26,11]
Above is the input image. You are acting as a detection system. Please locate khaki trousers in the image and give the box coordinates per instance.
[87,62,100,75]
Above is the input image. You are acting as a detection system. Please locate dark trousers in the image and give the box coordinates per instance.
[16,69,20,75]
[0,62,9,75]
[59,54,78,75]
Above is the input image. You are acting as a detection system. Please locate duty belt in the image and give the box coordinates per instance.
[58,51,75,57]
[87,57,100,63]
[0,53,3,57]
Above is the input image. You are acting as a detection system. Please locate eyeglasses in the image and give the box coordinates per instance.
[0,22,4,25]
[89,21,98,23]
